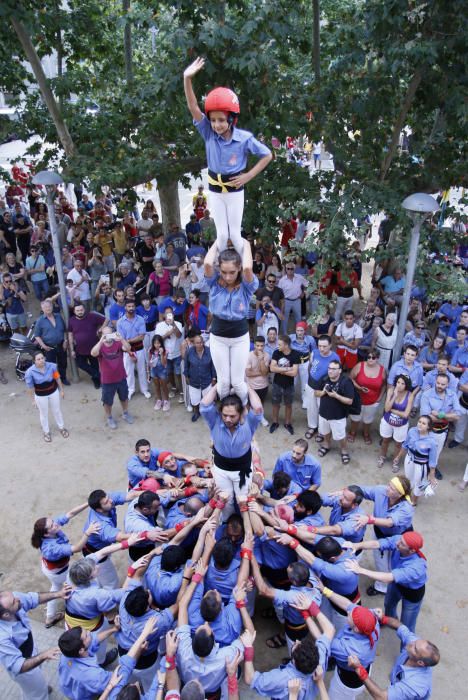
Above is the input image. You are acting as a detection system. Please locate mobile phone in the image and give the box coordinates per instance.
[99,274,110,285]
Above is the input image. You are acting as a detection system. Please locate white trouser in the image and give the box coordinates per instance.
[373,547,392,593]
[463,463,468,482]
[8,650,49,700]
[404,455,428,497]
[282,298,302,333]
[209,332,250,404]
[128,656,159,693]
[41,560,68,619]
[212,465,252,520]
[431,430,447,464]
[297,363,309,406]
[305,385,320,430]
[96,555,120,590]
[189,384,210,407]
[329,666,367,700]
[210,189,244,255]
[454,406,467,443]
[320,597,349,636]
[35,389,64,434]
[124,348,149,394]
[334,296,354,323]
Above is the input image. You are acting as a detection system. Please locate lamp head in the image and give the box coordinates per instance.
[401,193,439,223]
[32,170,64,187]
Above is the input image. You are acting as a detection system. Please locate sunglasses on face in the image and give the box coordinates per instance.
[367,354,377,359]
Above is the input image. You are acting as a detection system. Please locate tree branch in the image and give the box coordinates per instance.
[379,68,423,182]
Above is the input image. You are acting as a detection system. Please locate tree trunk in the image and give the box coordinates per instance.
[379,68,423,181]
[159,180,181,232]
[11,18,76,158]
[123,0,133,84]
[313,0,320,84]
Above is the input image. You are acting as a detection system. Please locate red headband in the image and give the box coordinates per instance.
[157,451,173,466]
[402,531,426,559]
[351,606,379,648]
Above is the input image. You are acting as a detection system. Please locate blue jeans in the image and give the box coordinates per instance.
[384,582,423,633]
[32,278,49,300]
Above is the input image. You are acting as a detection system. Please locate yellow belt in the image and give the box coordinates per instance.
[207,172,239,194]
[64,611,103,631]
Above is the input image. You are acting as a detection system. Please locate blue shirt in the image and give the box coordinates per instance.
[116,271,137,290]
[194,114,271,174]
[188,589,242,646]
[205,558,240,603]
[422,368,458,392]
[116,581,174,653]
[206,272,259,321]
[380,275,406,293]
[311,550,359,596]
[435,302,462,322]
[388,359,424,390]
[289,334,316,360]
[2,288,24,315]
[321,495,367,543]
[34,313,66,345]
[380,536,427,589]
[58,633,110,700]
[25,361,59,389]
[308,349,340,385]
[104,654,159,699]
[451,346,468,370]
[40,514,72,561]
[66,581,123,618]
[124,499,159,543]
[146,554,185,608]
[273,452,322,490]
[136,304,159,330]
[255,534,297,569]
[403,428,438,468]
[0,592,39,677]
[388,625,433,700]
[158,297,189,318]
[176,622,243,693]
[184,345,216,388]
[25,254,47,282]
[360,485,413,536]
[109,302,126,324]
[117,313,146,340]
[83,491,127,549]
[273,584,322,626]
[126,448,161,487]
[420,387,461,417]
[200,402,261,458]
[251,634,330,700]
[187,302,209,331]
[331,603,379,670]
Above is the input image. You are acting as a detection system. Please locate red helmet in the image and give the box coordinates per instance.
[204,87,240,116]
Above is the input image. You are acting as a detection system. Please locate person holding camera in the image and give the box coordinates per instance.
[87,246,107,303]
[316,360,355,463]
[255,295,282,336]
[0,273,27,335]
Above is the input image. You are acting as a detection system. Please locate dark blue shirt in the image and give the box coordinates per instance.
[184,345,215,388]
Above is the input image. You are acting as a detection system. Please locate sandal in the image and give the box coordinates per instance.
[318,446,330,458]
[391,460,400,473]
[60,428,69,439]
[347,433,356,443]
[363,435,372,445]
[265,634,287,649]
[341,452,351,465]
[315,434,325,443]
[43,433,52,443]
[377,456,385,468]
[45,612,64,629]
[305,429,317,440]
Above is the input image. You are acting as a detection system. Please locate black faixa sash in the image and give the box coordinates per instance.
[213,446,252,488]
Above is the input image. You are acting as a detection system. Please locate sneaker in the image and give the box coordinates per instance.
[154,400,162,411]
[261,417,269,427]
[187,405,193,412]
[178,396,185,403]
[143,391,151,399]
[168,390,176,398]
[162,400,170,411]
[122,411,134,424]
[107,416,117,430]
[284,423,294,435]
[448,440,460,449]
[269,422,279,434]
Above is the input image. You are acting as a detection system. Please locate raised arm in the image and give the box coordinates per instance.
[183,58,205,122]
[204,240,218,278]
[242,240,254,283]
[65,501,89,520]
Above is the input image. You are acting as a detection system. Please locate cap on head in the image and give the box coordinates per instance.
[157,451,173,466]
[205,87,240,116]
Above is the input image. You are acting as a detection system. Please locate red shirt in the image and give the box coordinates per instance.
[280,219,297,247]
[68,312,105,355]
[98,340,127,384]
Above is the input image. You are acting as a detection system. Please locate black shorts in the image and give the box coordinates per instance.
[271,383,294,405]
[101,378,129,406]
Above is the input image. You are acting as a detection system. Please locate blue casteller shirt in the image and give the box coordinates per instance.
[200,402,261,458]
[388,625,433,699]
[422,368,458,392]
[146,553,185,609]
[331,603,380,670]
[104,654,160,699]
[402,428,438,468]
[188,588,242,647]
[40,514,72,561]
[25,361,59,389]
[360,485,413,537]
[116,580,174,654]
[379,536,427,589]
[321,495,367,543]
[194,114,271,174]
[388,359,424,390]
[83,491,127,550]
[205,558,240,603]
[273,584,322,627]
[58,633,110,700]
[66,580,123,619]
[206,271,259,321]
[273,452,322,490]
[311,549,359,596]
[420,387,461,416]
[117,314,146,340]
[0,592,39,677]
[126,448,161,487]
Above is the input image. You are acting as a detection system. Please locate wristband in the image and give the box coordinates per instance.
[239,503,249,512]
[287,525,298,536]
[127,565,136,578]
[140,530,149,540]
[215,499,226,510]
[120,540,129,550]
[243,646,254,662]
[322,586,332,598]
[227,676,238,693]
[306,525,318,533]
[240,548,252,560]
[247,495,257,503]
[300,609,311,619]
[209,498,217,509]
[184,487,198,497]
[184,476,192,485]
[182,576,191,581]
[367,516,376,525]
[192,572,203,584]
[175,520,188,533]
[308,601,320,617]
[381,615,390,626]
[289,538,300,550]
[165,655,176,671]
[235,599,247,609]
[356,665,369,681]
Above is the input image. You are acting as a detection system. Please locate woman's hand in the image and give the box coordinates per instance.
[184,57,205,78]
[229,172,251,189]
[60,389,65,399]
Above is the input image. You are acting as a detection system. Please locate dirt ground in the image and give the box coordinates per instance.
[0,332,466,698]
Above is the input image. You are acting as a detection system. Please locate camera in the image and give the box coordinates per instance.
[264,303,271,310]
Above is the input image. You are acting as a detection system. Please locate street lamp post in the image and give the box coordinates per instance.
[32,170,79,381]
[393,193,439,361]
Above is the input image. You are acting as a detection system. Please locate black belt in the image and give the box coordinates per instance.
[129,542,155,562]
[19,631,34,659]
[213,446,252,489]
[337,663,370,688]
[285,297,301,301]
[208,169,243,194]
[83,542,108,563]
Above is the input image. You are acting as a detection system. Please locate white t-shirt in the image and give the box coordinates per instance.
[335,322,363,354]
[154,320,183,359]
[67,268,91,301]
